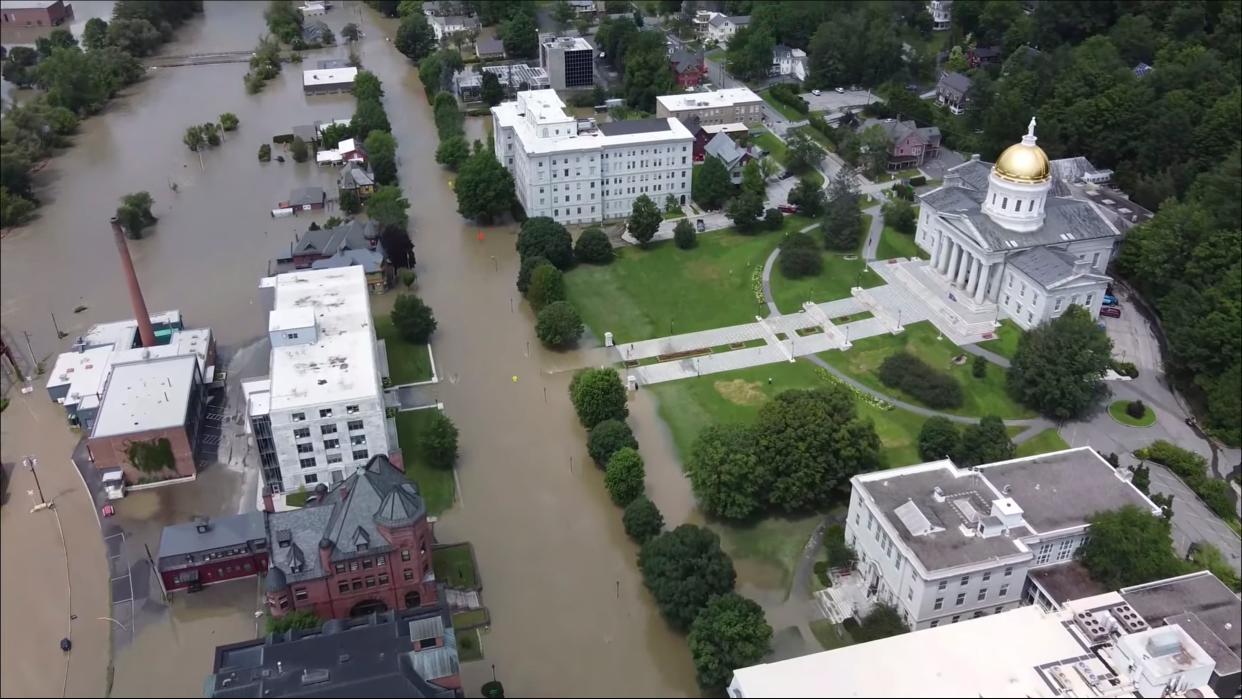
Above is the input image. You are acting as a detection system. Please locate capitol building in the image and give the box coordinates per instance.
[906,119,1124,332]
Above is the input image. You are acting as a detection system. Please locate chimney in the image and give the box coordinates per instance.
[111,217,157,348]
[262,486,275,514]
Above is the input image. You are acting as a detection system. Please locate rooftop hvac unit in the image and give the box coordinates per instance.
[1111,603,1149,634]
[1075,611,1109,643]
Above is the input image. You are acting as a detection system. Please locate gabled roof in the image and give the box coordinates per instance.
[293,219,379,257]
[289,186,325,207]
[938,71,972,95]
[337,162,375,189]
[1007,246,1109,289]
[703,131,748,166]
[475,36,505,56]
[670,48,704,74]
[157,512,267,565]
[859,118,940,146]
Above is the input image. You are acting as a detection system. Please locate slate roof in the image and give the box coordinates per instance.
[337,163,375,190]
[290,187,326,207]
[670,48,704,74]
[475,36,505,57]
[1007,246,1096,288]
[310,248,385,274]
[157,512,267,569]
[294,219,379,257]
[860,118,940,146]
[937,71,972,97]
[703,131,749,166]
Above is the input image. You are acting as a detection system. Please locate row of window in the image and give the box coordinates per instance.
[291,406,362,422]
[935,566,1014,592]
[932,584,1010,609]
[302,450,368,474]
[928,606,1006,627]
[990,192,1041,214]
[296,434,367,453]
[294,420,366,438]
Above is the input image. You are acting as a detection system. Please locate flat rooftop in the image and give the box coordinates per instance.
[91,354,198,438]
[302,67,358,86]
[597,118,671,136]
[1121,572,1242,677]
[492,91,694,155]
[262,266,382,412]
[1029,561,1107,606]
[542,35,592,50]
[655,87,762,112]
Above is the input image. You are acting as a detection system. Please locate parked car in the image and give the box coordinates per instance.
[811,89,822,96]
[835,86,845,94]
[102,470,126,500]
[778,204,799,214]
[1100,306,1122,318]
[779,170,794,180]
[695,219,706,232]
[1102,294,1118,306]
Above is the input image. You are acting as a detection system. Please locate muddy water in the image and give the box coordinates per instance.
[3,2,698,696]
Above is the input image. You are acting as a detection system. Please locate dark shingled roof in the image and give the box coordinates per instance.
[293,219,380,257]
[597,118,672,136]
[158,512,268,571]
[670,48,703,74]
[1121,572,1242,678]
[1007,246,1092,287]
[938,71,972,96]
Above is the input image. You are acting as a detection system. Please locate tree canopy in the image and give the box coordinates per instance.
[623,496,665,544]
[955,416,1015,467]
[500,11,538,58]
[604,447,646,505]
[396,13,435,61]
[628,194,663,247]
[456,142,517,224]
[688,593,772,693]
[639,525,737,631]
[1076,505,1191,590]
[587,419,638,466]
[693,156,733,210]
[689,424,766,520]
[787,177,825,217]
[516,217,575,269]
[917,416,960,462]
[569,368,628,428]
[1007,306,1113,420]
[366,186,410,229]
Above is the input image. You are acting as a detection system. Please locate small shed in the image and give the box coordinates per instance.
[283,187,326,211]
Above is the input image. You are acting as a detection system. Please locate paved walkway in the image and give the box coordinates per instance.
[861,204,884,260]
[1146,461,1242,575]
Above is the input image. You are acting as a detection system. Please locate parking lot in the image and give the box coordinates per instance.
[800,89,882,114]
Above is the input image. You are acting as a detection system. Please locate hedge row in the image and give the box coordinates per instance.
[877,352,963,409]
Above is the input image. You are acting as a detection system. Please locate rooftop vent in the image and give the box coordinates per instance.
[1075,611,1109,643]
[931,485,945,503]
[301,669,331,686]
[1111,603,1149,634]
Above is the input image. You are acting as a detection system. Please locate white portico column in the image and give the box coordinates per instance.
[984,263,1003,301]
[973,260,990,303]
[935,237,949,273]
[932,235,946,268]
[946,242,962,278]
[955,250,972,288]
[967,257,982,296]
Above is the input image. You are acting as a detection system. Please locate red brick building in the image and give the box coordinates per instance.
[265,456,439,620]
[1,1,74,27]
[671,48,708,89]
[157,512,270,592]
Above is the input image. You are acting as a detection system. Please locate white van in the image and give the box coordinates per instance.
[102,471,126,500]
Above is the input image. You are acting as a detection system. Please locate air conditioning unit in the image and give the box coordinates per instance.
[1111,603,1149,634]
[1075,611,1109,643]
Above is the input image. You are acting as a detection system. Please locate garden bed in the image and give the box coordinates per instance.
[432,543,480,589]
[1108,400,1156,427]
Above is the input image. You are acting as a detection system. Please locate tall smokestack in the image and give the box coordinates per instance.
[111,217,157,348]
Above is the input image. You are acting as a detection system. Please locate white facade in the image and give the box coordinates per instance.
[654,87,764,126]
[429,15,479,42]
[706,14,750,46]
[492,90,693,225]
[771,46,807,82]
[929,0,952,30]
[844,448,1160,630]
[246,267,391,493]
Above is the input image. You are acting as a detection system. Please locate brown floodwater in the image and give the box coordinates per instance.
[3,2,700,696]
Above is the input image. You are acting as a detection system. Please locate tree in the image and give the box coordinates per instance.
[764,208,784,231]
[517,217,575,269]
[363,130,398,185]
[785,133,825,174]
[501,12,538,58]
[201,122,221,147]
[380,225,416,268]
[353,71,385,102]
[878,352,963,409]
[455,143,517,224]
[341,21,360,42]
[0,187,37,228]
[432,134,469,171]
[2,46,40,87]
[972,354,988,378]
[527,264,566,311]
[352,99,391,139]
[689,424,766,520]
[604,447,646,505]
[778,246,821,279]
[726,25,776,82]
[882,198,916,235]
[106,18,163,56]
[918,417,960,461]
[219,113,239,131]
[1189,542,1241,592]
[693,156,733,210]
[823,168,862,250]
[569,368,628,428]
[1008,307,1113,420]
[391,294,437,344]
[433,91,463,138]
[628,194,662,247]
[258,143,272,162]
[824,524,856,569]
[265,0,303,43]
[587,418,638,466]
[727,191,765,233]
[360,187,408,231]
[396,13,435,61]
[34,28,77,58]
[956,416,1015,467]
[623,496,664,544]
[574,227,614,264]
[480,71,506,107]
[516,256,551,295]
[664,194,679,213]
[757,386,881,511]
[183,125,206,152]
[266,610,321,635]
[787,177,825,217]
[289,135,310,163]
[552,0,575,29]
[1130,464,1151,494]
[1077,506,1192,589]
[688,593,772,693]
[336,189,360,214]
[399,268,417,289]
[82,17,110,51]
[674,219,697,249]
[741,159,765,198]
[622,32,677,111]
[420,411,459,469]
[116,192,156,239]
[639,525,736,631]
[852,604,909,643]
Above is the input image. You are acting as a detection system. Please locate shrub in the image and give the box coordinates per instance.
[673,219,697,249]
[769,83,809,114]
[516,255,552,295]
[918,416,960,461]
[391,294,437,343]
[779,246,822,279]
[419,411,459,469]
[638,525,736,631]
[604,447,645,505]
[526,264,565,311]
[339,189,361,214]
[971,354,987,378]
[622,496,664,544]
[1112,360,1140,378]
[1126,400,1147,419]
[587,419,638,466]
[266,610,321,635]
[574,227,614,264]
[908,175,926,186]
[257,142,272,162]
[535,301,583,348]
[219,112,239,131]
[399,268,417,289]
[878,352,963,409]
[783,231,817,250]
[824,524,856,569]
[882,198,916,234]
[764,207,784,230]
[516,217,574,269]
[569,368,628,428]
[290,136,308,162]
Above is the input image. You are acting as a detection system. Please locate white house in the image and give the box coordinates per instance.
[929,0,952,31]
[844,447,1160,631]
[771,44,807,82]
[429,14,480,43]
[706,13,750,46]
[909,119,1123,331]
[242,267,394,495]
[491,90,693,225]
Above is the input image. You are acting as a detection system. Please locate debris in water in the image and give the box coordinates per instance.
[73,305,88,313]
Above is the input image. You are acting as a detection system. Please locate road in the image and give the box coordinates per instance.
[1146,462,1241,575]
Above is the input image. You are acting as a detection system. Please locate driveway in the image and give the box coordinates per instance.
[800,89,881,114]
[1146,463,1241,575]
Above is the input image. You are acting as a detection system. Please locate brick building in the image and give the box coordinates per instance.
[157,512,270,592]
[1,0,73,27]
[264,456,438,620]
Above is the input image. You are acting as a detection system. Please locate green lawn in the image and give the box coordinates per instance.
[457,627,483,662]
[432,543,479,588]
[819,322,1036,419]
[1015,429,1070,457]
[791,124,833,151]
[718,514,826,593]
[374,314,434,384]
[810,619,856,651]
[760,89,806,121]
[753,130,824,187]
[770,217,883,314]
[396,409,455,514]
[452,609,489,629]
[875,226,927,261]
[564,217,812,343]
[979,319,1023,360]
[663,206,684,219]
[706,48,725,62]
[285,489,311,508]
[1108,400,1157,427]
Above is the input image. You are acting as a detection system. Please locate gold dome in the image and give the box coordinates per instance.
[994,142,1050,183]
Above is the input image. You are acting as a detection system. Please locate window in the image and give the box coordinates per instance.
[324,439,339,450]
[319,408,332,419]
[353,449,369,461]
[1055,538,1076,561]
[951,615,961,623]
[297,443,314,454]
[334,563,346,573]
[1004,566,1013,577]
[1085,293,1094,307]
[1053,297,1063,312]
[1020,282,1027,298]
[973,611,986,618]
[348,420,364,431]
[1092,251,1101,267]
[1035,542,1053,565]
[999,584,1009,597]
[363,559,373,570]
[351,434,367,446]
[292,412,306,422]
[977,588,988,601]
[378,574,389,584]
[982,572,991,583]
[937,580,947,591]
[1002,197,1008,209]
[338,581,349,594]
[352,580,363,591]
[365,576,376,588]
[907,588,914,600]
[294,587,308,601]
[285,332,299,340]
[934,598,944,610]
[960,575,969,586]
[995,606,1004,614]
[327,454,343,464]
[404,569,414,581]
[401,549,411,561]
[294,427,310,439]
[955,593,966,606]
[349,561,360,572]
[320,424,337,435]
[377,555,386,566]
[930,620,940,628]
[301,458,317,470]
[1007,274,1013,288]
[304,473,318,484]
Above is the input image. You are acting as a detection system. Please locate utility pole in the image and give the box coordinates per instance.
[25,457,45,505]
[22,330,36,374]
[51,312,67,339]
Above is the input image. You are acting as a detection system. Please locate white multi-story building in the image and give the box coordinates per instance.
[929,0,953,31]
[654,87,764,126]
[491,89,694,225]
[771,44,807,82]
[243,267,393,495]
[845,447,1160,630]
[539,35,594,90]
[706,13,750,46]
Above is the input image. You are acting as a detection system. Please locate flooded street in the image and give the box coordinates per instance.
[3,2,698,696]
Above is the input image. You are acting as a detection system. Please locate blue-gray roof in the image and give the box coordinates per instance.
[294,219,379,257]
[157,511,267,570]
[703,131,747,166]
